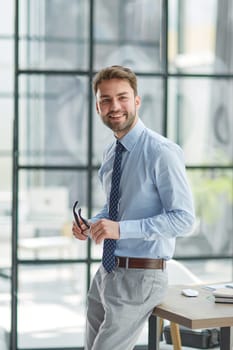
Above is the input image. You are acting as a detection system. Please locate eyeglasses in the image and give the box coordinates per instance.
[72,201,90,236]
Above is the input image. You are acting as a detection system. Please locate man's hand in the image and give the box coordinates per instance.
[90,219,120,244]
[72,221,89,240]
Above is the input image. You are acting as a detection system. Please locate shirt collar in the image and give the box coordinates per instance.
[119,119,146,152]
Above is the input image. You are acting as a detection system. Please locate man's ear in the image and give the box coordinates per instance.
[96,102,100,114]
[135,95,141,109]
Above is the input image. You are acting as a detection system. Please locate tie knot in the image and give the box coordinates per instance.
[116,140,125,153]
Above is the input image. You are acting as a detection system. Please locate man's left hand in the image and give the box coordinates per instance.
[90,219,120,244]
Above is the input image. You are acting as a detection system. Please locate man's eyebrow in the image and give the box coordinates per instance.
[117,92,129,96]
[100,92,129,98]
[99,94,110,98]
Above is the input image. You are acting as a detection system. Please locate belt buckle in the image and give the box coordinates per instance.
[126,257,129,269]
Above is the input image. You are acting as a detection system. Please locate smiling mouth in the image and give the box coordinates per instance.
[110,116,123,120]
[108,113,126,119]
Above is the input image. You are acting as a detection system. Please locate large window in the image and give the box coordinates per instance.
[0,1,232,349]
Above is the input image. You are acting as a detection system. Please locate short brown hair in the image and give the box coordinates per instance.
[93,65,138,96]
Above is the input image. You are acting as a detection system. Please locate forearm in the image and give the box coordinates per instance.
[119,209,195,240]
[89,203,109,223]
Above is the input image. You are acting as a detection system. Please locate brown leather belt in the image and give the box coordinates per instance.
[116,257,166,270]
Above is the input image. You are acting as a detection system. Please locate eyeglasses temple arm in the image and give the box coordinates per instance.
[78,208,90,228]
[73,205,82,230]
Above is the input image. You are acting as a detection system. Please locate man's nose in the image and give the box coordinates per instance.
[110,98,121,110]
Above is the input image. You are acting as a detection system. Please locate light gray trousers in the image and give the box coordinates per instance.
[85,264,168,350]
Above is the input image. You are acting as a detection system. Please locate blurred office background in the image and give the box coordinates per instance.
[0,0,232,349]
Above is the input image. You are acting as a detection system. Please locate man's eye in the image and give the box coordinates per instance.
[101,99,110,104]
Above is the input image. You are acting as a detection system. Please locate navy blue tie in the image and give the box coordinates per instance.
[102,140,125,272]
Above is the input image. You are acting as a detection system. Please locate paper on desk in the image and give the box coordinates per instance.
[202,282,233,291]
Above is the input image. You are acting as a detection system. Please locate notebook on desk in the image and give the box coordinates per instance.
[212,287,233,303]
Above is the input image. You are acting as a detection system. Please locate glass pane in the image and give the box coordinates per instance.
[18,170,88,260]
[0,97,13,277]
[0,40,13,93]
[0,274,11,336]
[0,99,13,151]
[0,0,13,341]
[19,75,88,166]
[94,0,163,72]
[169,0,233,74]
[0,187,12,278]
[175,169,233,258]
[18,264,87,348]
[93,77,164,164]
[0,1,14,34]
[19,0,89,70]
[168,78,233,166]
[138,77,164,133]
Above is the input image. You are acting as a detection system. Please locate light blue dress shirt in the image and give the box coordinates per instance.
[92,119,195,260]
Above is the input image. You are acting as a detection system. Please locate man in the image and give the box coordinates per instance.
[72,65,195,350]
